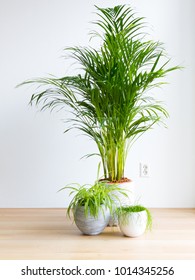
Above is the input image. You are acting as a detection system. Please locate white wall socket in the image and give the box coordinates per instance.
[140,163,149,177]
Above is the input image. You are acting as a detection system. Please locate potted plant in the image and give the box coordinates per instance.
[18,6,179,201]
[59,180,127,235]
[117,205,152,237]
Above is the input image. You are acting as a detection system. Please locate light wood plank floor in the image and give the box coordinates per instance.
[0,208,195,260]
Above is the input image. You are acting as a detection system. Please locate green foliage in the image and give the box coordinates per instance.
[18,5,180,181]
[59,181,128,219]
[117,205,152,230]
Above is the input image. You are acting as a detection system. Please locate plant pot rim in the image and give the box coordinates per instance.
[74,204,109,218]
[99,177,132,184]
[75,204,107,210]
[120,209,147,214]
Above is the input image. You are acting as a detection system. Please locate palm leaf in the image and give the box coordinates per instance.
[18,5,180,181]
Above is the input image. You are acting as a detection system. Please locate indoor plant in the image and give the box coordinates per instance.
[117,205,152,237]
[18,6,179,189]
[59,180,127,235]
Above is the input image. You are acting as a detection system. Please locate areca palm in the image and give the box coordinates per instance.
[19,5,179,181]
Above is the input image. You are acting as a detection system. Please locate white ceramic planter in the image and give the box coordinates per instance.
[118,210,147,237]
[74,205,110,235]
[108,181,135,226]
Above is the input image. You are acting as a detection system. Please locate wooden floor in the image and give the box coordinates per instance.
[0,208,195,260]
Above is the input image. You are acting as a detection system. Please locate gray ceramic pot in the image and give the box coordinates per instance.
[74,205,110,235]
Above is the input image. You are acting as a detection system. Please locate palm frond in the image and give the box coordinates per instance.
[18,5,180,181]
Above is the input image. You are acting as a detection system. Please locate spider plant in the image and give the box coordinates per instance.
[59,180,127,219]
[18,5,179,182]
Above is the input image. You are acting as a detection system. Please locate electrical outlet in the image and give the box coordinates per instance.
[140,163,149,177]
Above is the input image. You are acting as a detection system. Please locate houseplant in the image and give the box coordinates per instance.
[117,205,152,237]
[18,6,179,191]
[59,180,127,235]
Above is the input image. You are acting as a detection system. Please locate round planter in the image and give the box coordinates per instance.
[118,210,147,237]
[108,180,135,226]
[74,205,110,235]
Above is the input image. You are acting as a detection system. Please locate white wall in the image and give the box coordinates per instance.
[0,0,194,207]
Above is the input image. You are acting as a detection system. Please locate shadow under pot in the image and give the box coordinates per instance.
[74,205,110,235]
